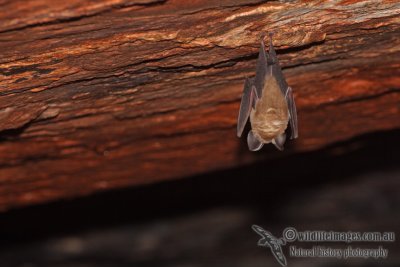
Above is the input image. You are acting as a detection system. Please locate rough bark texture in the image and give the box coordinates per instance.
[0,0,399,210]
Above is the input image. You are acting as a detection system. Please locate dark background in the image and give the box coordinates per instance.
[0,129,399,267]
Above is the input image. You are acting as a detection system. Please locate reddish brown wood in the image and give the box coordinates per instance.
[0,0,399,211]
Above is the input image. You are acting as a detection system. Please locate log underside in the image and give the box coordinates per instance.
[0,0,399,211]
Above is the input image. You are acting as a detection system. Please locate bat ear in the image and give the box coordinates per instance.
[260,32,267,42]
[247,131,264,151]
[272,133,286,151]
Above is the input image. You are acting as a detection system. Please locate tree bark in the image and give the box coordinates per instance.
[0,0,399,210]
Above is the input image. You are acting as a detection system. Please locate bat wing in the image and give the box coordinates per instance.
[267,35,288,95]
[254,39,269,97]
[237,78,257,137]
[286,87,298,139]
[247,130,264,151]
[267,34,298,139]
[237,39,268,139]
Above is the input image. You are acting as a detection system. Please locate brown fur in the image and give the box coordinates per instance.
[250,75,289,143]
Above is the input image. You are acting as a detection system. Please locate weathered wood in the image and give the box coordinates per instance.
[0,0,399,210]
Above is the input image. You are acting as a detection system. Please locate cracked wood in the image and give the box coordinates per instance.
[0,0,399,211]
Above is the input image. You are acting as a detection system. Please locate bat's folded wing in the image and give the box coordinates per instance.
[254,40,268,97]
[286,86,298,139]
[237,77,255,137]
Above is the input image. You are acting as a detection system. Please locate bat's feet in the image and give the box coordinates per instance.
[260,32,274,42]
[268,32,275,47]
[260,32,267,41]
[268,32,274,39]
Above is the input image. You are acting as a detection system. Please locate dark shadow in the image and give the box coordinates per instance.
[0,129,399,248]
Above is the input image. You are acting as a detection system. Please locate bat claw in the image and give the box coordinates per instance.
[268,32,275,46]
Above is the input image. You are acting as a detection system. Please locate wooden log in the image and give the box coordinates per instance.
[0,0,399,211]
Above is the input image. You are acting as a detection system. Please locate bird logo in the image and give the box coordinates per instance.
[252,225,287,266]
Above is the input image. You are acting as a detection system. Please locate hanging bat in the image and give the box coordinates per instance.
[237,33,298,151]
[252,225,287,267]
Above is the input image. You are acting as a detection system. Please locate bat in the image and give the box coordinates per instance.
[252,225,287,267]
[237,33,298,151]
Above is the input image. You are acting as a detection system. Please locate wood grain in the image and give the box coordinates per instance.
[0,0,399,210]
